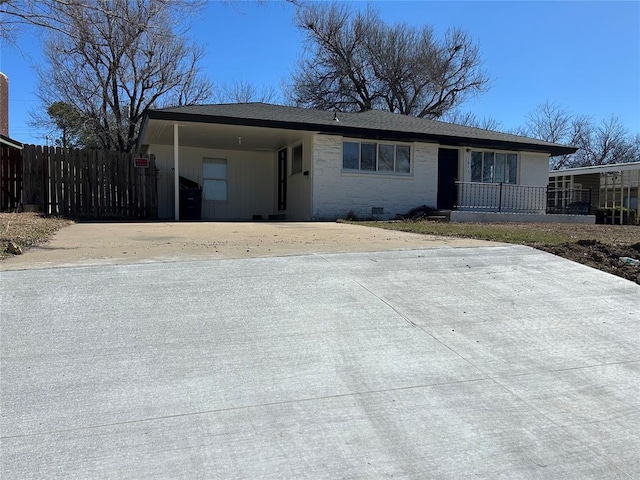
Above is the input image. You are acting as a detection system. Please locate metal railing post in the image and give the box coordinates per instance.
[544,185,549,213]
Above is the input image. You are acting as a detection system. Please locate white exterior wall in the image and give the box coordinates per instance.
[457,149,550,213]
[514,151,551,212]
[518,152,551,186]
[311,134,438,220]
[284,135,314,221]
[150,144,275,220]
[150,135,553,221]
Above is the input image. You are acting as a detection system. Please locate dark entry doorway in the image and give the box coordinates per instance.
[277,148,287,211]
[437,148,459,210]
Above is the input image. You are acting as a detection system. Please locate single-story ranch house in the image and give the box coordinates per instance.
[137,103,577,221]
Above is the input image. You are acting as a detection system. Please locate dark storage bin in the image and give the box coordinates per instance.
[179,176,202,221]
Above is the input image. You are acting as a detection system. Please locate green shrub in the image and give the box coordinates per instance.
[344,210,359,221]
[596,207,638,225]
[402,205,438,220]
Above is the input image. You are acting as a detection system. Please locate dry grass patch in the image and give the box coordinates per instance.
[1,213,74,260]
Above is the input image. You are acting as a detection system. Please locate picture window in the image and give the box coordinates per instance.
[342,141,411,174]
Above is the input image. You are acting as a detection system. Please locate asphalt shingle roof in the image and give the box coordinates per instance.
[146,103,577,156]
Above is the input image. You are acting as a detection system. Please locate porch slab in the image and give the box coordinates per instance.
[451,211,596,224]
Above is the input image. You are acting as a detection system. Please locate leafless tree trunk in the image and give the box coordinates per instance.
[289,2,489,118]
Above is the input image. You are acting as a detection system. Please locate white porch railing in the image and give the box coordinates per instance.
[455,182,547,213]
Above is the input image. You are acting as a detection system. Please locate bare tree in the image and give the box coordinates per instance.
[522,101,638,169]
[522,101,590,169]
[576,116,637,167]
[0,0,204,42]
[632,133,640,163]
[524,101,573,144]
[441,110,502,131]
[214,80,280,104]
[34,0,212,152]
[289,2,489,118]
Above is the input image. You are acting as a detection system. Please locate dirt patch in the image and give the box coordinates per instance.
[0,218,498,270]
[538,240,640,284]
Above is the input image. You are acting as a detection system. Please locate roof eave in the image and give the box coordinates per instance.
[0,134,23,149]
[549,161,640,176]
[145,110,578,157]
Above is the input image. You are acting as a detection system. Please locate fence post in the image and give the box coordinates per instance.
[0,144,23,211]
[498,182,503,212]
[22,145,45,212]
[454,181,459,210]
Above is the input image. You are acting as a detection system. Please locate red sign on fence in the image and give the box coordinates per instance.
[134,157,149,168]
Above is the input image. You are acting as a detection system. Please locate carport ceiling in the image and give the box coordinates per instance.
[142,119,310,152]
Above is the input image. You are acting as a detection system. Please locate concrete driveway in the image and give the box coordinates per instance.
[0,221,498,270]
[1,223,639,478]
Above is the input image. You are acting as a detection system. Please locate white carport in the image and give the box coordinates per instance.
[138,117,314,221]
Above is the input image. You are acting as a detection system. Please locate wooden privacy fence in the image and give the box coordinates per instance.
[21,145,157,219]
[1,142,22,211]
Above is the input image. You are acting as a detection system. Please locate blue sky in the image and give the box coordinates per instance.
[1,1,639,145]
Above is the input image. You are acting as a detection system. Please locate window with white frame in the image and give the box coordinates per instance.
[291,144,303,175]
[343,141,411,174]
[203,158,227,201]
[471,151,518,184]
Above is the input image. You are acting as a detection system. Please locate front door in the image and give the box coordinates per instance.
[437,148,459,210]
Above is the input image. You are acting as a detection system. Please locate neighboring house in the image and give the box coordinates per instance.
[137,103,577,221]
[0,133,23,212]
[0,133,21,150]
[0,72,25,212]
[549,162,640,224]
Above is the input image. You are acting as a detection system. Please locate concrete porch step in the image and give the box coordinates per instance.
[426,210,451,221]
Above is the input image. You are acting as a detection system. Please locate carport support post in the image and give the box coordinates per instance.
[174,123,179,221]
